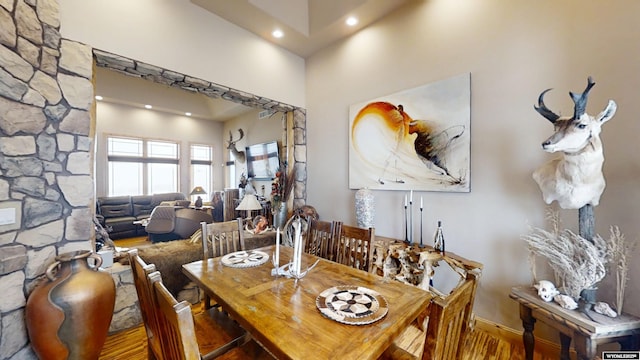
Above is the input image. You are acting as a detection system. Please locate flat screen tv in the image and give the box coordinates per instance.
[245,141,280,180]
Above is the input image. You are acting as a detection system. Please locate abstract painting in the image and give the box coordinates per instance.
[349,73,470,192]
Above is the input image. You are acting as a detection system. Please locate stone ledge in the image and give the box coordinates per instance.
[106,263,142,334]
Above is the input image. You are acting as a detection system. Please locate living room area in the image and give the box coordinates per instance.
[92,60,294,245]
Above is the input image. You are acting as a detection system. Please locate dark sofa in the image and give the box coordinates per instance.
[96,192,188,239]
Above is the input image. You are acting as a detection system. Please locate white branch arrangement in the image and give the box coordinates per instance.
[607,226,637,313]
[523,209,636,313]
[522,210,609,300]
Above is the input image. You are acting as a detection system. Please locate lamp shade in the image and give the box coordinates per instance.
[235,194,262,211]
[190,186,206,195]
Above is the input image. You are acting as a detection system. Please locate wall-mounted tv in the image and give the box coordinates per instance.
[245,141,280,180]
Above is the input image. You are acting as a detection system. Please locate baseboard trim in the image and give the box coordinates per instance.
[473,316,574,358]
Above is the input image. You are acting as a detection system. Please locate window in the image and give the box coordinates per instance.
[227,150,236,189]
[190,144,213,201]
[107,136,179,196]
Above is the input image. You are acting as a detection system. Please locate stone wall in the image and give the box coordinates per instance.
[293,108,307,209]
[0,1,94,359]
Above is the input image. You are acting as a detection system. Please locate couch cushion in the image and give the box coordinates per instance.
[131,195,154,218]
[100,204,133,218]
[131,195,152,205]
[105,216,137,234]
[98,195,131,206]
[151,192,186,207]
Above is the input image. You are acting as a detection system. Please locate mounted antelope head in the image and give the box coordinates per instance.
[532,77,617,209]
[226,128,246,163]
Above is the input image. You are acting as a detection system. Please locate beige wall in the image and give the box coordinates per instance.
[59,0,306,107]
[305,0,640,334]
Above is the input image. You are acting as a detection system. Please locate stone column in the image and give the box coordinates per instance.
[0,0,95,358]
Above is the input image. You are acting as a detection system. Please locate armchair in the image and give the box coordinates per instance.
[145,206,179,243]
[146,206,213,243]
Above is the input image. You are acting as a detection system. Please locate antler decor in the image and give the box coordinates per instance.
[226,129,246,163]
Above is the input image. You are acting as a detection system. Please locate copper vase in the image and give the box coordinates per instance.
[26,250,116,360]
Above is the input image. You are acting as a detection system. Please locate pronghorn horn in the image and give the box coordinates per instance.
[569,76,595,120]
[534,89,560,123]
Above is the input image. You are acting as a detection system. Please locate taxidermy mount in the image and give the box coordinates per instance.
[532,77,617,209]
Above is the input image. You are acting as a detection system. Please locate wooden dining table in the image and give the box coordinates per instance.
[182,245,433,360]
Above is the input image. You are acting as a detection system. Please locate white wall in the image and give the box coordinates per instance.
[95,101,225,198]
[306,0,640,336]
[59,0,306,108]
[224,111,284,198]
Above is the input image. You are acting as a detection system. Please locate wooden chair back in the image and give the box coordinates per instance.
[149,271,261,360]
[200,218,245,260]
[305,217,342,261]
[422,272,478,360]
[335,224,375,271]
[149,271,201,360]
[127,249,163,359]
[200,218,245,310]
[382,268,480,360]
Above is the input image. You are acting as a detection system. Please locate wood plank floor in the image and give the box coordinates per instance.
[113,235,151,249]
[99,316,554,359]
[104,236,555,359]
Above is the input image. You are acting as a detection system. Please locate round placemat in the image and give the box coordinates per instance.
[221,250,269,268]
[316,285,388,325]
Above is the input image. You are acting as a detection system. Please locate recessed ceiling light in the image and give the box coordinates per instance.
[185,112,192,116]
[95,95,103,100]
[272,29,284,38]
[346,16,358,26]
[144,104,152,109]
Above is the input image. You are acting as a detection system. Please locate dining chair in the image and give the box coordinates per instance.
[149,271,273,360]
[128,249,162,358]
[200,219,245,309]
[381,271,480,360]
[335,224,375,271]
[129,249,260,360]
[200,219,245,260]
[304,217,342,261]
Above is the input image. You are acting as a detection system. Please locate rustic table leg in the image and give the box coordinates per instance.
[619,334,640,351]
[559,333,571,360]
[519,304,536,360]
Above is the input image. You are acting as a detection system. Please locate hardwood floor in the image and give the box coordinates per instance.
[99,311,554,359]
[113,235,151,249]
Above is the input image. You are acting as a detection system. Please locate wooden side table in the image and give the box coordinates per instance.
[510,286,640,360]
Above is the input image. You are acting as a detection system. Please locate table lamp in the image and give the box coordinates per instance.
[190,186,207,208]
[235,194,262,220]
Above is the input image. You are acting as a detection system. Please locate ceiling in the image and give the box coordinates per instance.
[95,67,258,121]
[191,0,411,58]
[96,0,412,120]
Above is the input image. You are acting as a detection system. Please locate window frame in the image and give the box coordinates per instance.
[106,135,180,196]
[190,143,214,201]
